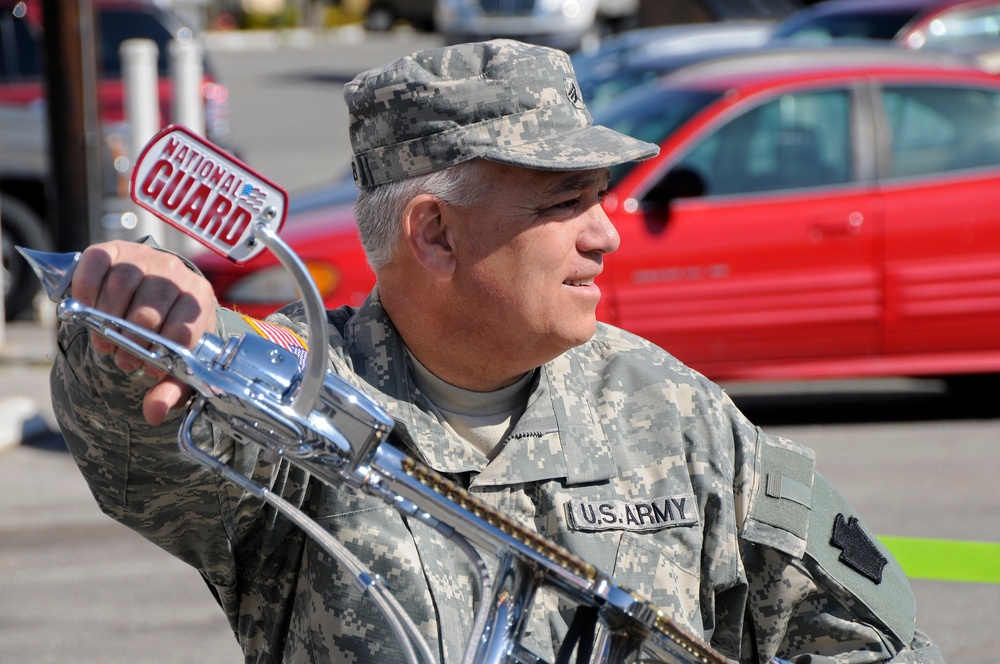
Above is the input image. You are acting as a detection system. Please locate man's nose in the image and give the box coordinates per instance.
[582,203,620,255]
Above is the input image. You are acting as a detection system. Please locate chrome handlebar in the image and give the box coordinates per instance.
[20,237,731,664]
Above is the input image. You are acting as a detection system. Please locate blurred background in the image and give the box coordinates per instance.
[1,0,821,324]
[2,0,1000,662]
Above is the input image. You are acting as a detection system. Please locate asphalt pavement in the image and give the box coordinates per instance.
[0,316,57,450]
[0,315,244,663]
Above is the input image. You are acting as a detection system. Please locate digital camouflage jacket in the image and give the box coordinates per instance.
[51,289,944,663]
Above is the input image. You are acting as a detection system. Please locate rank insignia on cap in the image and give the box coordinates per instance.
[830,513,888,584]
[565,78,584,110]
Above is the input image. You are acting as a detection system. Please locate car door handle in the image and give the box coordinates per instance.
[809,212,864,239]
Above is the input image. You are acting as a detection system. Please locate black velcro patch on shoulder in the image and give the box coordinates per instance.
[831,513,889,584]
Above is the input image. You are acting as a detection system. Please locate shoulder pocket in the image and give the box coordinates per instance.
[742,439,916,646]
[744,438,816,559]
[806,473,915,646]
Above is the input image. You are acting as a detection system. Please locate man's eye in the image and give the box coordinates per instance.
[545,189,607,214]
[546,198,579,213]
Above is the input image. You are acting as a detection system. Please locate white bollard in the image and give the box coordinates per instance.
[120,38,161,243]
[167,38,205,257]
[170,38,205,137]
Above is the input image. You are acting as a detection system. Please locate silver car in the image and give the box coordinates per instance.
[434,0,639,50]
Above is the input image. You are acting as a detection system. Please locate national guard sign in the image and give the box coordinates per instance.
[130,124,288,264]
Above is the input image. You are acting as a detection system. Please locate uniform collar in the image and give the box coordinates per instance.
[341,289,617,486]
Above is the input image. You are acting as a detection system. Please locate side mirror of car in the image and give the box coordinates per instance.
[642,166,707,211]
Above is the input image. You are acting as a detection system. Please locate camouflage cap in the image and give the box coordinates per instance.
[344,39,659,188]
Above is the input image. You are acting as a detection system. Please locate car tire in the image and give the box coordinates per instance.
[364,6,395,31]
[2,197,52,321]
[411,17,435,32]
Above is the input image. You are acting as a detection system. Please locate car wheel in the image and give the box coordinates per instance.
[2,197,52,321]
[411,17,435,32]
[364,6,395,31]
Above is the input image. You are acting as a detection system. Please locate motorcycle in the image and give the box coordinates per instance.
[20,125,732,664]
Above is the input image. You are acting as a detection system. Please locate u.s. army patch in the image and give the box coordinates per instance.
[567,495,698,532]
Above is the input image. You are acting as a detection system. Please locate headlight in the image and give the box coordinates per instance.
[562,0,582,19]
[223,262,340,304]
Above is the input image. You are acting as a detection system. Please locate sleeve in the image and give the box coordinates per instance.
[49,305,310,629]
[732,409,945,664]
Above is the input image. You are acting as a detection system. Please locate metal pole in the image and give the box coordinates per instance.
[78,0,102,246]
[120,38,161,243]
[42,0,102,252]
[0,199,6,341]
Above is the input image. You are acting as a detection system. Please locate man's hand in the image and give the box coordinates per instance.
[71,241,218,426]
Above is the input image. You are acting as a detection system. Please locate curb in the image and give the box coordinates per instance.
[0,396,45,453]
[202,24,368,52]
[0,317,57,453]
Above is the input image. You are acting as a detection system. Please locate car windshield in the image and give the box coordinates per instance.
[579,51,733,114]
[0,8,38,81]
[592,87,722,183]
[0,5,185,81]
[772,10,919,42]
[580,68,662,113]
[99,8,180,77]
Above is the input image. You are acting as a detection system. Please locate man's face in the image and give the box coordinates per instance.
[444,162,620,365]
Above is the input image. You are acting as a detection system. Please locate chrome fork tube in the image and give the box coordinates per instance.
[590,622,647,664]
[468,550,540,664]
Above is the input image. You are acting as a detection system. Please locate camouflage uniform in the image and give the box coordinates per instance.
[52,289,942,663]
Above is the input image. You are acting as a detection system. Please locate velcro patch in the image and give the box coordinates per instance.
[831,513,888,584]
[567,495,698,532]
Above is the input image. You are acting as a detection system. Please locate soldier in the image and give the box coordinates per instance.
[52,40,943,663]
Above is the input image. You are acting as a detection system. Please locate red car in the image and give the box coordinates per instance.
[0,0,230,133]
[196,47,1000,383]
[0,0,230,319]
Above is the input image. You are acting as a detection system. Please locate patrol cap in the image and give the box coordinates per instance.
[344,39,659,188]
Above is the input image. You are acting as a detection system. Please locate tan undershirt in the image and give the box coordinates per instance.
[406,350,535,460]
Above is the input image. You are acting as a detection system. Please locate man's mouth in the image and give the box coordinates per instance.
[564,278,595,287]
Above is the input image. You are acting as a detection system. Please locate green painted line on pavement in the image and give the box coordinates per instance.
[879,536,1000,584]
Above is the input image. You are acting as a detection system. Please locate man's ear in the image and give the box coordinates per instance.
[402,194,456,277]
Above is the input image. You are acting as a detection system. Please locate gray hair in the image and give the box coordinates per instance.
[354,159,493,271]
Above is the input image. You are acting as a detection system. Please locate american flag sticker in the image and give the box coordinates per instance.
[239,183,267,212]
[242,315,309,371]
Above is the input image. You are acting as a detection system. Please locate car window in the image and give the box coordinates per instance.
[579,69,660,113]
[0,8,39,81]
[673,89,852,196]
[0,5,181,82]
[592,87,722,184]
[882,85,1000,177]
[772,10,918,43]
[98,8,178,77]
